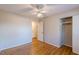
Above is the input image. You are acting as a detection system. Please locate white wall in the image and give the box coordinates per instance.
[44,17,61,47]
[0,11,32,51]
[73,15,79,54]
[43,8,79,48]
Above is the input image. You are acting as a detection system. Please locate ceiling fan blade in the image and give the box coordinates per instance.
[22,8,33,12]
[30,4,44,9]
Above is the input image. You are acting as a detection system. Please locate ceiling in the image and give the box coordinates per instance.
[0,4,79,18]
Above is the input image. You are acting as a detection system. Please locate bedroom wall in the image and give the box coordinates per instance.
[0,11,32,51]
[43,8,79,48]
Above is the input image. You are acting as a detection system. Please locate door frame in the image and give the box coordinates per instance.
[60,16,72,47]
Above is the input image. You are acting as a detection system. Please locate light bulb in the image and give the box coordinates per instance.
[37,13,43,17]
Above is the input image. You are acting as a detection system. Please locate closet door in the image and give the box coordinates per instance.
[73,15,79,54]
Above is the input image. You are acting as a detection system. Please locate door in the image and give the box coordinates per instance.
[38,21,43,42]
[73,15,79,54]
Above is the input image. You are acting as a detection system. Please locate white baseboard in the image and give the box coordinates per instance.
[45,41,61,48]
[0,42,32,51]
[50,44,61,48]
[73,49,79,54]
[64,44,72,47]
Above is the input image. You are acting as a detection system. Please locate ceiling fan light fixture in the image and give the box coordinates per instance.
[30,4,46,18]
[37,13,43,17]
[41,10,46,13]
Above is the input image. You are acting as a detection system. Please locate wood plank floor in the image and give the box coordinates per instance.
[0,39,76,55]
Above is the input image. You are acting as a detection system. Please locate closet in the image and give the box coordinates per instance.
[61,17,72,47]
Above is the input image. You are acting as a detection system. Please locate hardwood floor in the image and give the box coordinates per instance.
[0,39,76,55]
[32,39,76,55]
[0,43,32,55]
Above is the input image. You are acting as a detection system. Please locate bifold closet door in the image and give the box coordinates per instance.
[73,15,79,54]
[64,23,72,47]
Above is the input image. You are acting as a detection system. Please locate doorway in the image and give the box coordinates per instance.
[61,17,72,47]
[32,20,44,48]
[32,21,38,39]
[32,20,44,41]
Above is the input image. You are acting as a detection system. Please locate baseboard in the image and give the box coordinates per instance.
[50,43,61,48]
[64,44,72,47]
[73,49,79,54]
[39,40,61,48]
[0,42,32,51]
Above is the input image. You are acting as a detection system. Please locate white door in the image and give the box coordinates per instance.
[73,15,79,54]
[38,21,43,42]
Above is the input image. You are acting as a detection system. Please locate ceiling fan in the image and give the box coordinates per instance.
[19,4,53,18]
[29,4,47,18]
